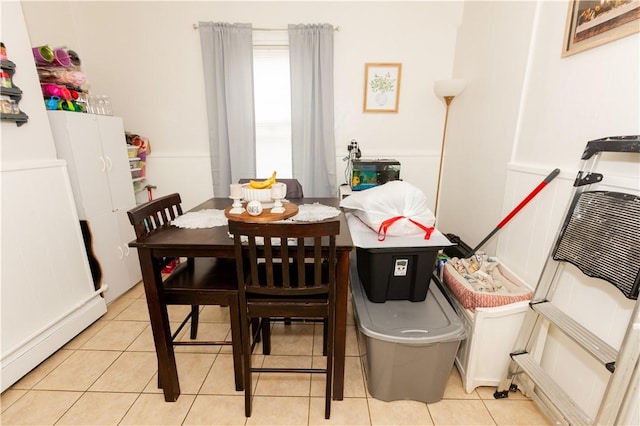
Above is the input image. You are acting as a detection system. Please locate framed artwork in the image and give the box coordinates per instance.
[562,0,640,57]
[363,63,402,113]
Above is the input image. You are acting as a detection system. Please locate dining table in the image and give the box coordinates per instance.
[129,197,354,402]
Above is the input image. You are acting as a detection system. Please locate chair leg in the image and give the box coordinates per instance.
[190,305,199,339]
[261,318,271,355]
[325,312,334,419]
[241,311,253,417]
[156,353,162,389]
[250,318,261,343]
[323,318,328,356]
[228,298,244,392]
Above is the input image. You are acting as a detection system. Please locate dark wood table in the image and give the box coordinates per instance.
[129,197,353,402]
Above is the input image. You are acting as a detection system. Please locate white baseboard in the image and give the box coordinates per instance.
[1,296,106,392]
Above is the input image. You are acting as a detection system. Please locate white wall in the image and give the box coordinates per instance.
[22,0,464,209]
[1,1,106,391]
[435,0,538,252]
[0,1,58,162]
[446,0,639,423]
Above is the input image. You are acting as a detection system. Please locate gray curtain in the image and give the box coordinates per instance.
[288,24,337,197]
[199,22,255,197]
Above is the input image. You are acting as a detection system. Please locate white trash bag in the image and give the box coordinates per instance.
[340,181,435,240]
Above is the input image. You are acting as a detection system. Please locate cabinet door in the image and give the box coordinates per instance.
[58,113,113,219]
[97,116,136,212]
[89,212,133,303]
[116,209,141,287]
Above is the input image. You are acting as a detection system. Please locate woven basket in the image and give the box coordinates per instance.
[443,261,532,310]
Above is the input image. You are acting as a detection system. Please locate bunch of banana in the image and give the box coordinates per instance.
[249,171,277,189]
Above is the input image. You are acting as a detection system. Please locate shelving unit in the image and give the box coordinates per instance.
[125,133,152,204]
[128,151,148,203]
[1,59,29,126]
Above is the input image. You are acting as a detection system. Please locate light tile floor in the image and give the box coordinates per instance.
[1,282,551,426]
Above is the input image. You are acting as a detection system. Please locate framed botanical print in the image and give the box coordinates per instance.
[363,63,402,113]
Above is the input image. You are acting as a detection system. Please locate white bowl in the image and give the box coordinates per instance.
[242,184,272,202]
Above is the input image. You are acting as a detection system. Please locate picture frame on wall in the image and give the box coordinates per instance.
[363,63,402,113]
[562,0,640,57]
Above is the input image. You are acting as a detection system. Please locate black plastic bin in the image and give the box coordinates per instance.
[346,213,453,303]
[356,246,438,302]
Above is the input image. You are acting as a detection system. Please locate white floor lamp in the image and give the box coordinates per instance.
[433,79,466,218]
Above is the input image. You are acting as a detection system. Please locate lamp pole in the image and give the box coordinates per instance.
[434,95,455,217]
[433,79,465,220]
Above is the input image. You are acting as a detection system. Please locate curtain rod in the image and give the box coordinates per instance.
[193,23,340,31]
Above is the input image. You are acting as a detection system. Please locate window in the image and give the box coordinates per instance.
[253,40,292,178]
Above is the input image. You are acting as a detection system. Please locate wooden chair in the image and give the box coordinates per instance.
[229,219,339,419]
[127,193,243,391]
[240,178,309,333]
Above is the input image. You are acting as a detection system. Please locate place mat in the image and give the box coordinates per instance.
[172,203,341,229]
[287,203,341,222]
[171,209,227,229]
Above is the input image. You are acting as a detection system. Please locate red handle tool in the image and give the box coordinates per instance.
[466,168,560,257]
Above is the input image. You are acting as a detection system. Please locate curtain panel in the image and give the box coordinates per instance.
[288,24,337,197]
[199,22,256,197]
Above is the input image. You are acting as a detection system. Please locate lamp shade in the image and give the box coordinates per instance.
[434,79,466,98]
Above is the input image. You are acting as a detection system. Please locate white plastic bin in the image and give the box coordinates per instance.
[438,276,531,393]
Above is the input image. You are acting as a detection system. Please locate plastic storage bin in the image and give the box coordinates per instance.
[356,246,438,302]
[346,213,452,303]
[436,273,531,393]
[351,255,466,403]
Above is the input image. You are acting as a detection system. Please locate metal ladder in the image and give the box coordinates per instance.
[494,136,640,425]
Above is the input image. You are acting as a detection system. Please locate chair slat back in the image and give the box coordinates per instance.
[229,220,339,296]
[127,193,183,238]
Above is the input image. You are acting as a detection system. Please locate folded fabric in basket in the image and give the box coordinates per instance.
[443,255,532,310]
[450,253,508,293]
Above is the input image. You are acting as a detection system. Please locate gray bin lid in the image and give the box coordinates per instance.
[351,258,466,345]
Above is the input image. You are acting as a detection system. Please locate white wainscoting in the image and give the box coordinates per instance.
[1,161,107,391]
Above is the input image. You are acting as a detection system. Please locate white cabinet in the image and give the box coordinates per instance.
[48,111,141,303]
[438,280,530,393]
